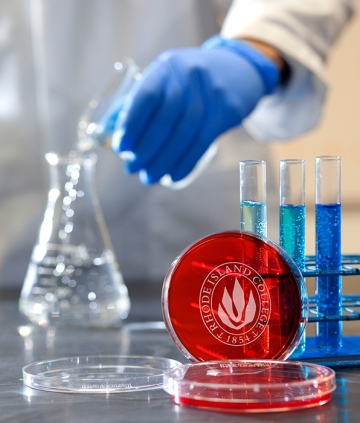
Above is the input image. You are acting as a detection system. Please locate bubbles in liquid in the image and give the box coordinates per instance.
[19,246,130,328]
[240,201,267,237]
[279,204,306,271]
[19,152,130,328]
[315,203,342,354]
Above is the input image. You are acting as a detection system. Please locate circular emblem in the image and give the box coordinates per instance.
[199,262,271,346]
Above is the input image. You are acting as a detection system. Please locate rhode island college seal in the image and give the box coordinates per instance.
[199,262,271,346]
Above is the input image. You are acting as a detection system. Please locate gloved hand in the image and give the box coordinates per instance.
[112,36,280,185]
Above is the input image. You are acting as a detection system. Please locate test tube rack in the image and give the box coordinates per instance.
[294,255,360,366]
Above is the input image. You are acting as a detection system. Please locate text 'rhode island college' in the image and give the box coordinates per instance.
[199,262,271,346]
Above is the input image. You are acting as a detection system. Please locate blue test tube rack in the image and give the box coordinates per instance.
[240,157,360,366]
[284,156,359,366]
[297,255,360,366]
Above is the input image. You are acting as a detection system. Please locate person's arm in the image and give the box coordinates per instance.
[221,0,356,140]
[241,38,289,81]
[112,0,355,186]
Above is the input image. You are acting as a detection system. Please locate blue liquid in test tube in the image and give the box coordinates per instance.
[279,159,306,356]
[279,205,306,269]
[239,160,267,237]
[240,201,267,236]
[239,160,269,356]
[315,156,342,354]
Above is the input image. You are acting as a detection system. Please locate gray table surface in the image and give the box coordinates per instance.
[0,284,359,423]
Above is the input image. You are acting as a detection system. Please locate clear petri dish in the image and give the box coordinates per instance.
[22,355,181,393]
[163,360,336,413]
[162,230,308,362]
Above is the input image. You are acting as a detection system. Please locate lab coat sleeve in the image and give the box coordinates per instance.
[221,0,356,141]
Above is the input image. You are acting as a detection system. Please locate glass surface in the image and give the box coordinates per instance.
[239,160,266,204]
[163,360,336,413]
[162,231,308,362]
[77,58,218,190]
[280,159,306,206]
[19,152,130,328]
[23,356,181,393]
[315,156,341,204]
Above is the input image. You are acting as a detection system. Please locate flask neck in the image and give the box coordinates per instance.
[43,151,112,255]
[46,151,96,191]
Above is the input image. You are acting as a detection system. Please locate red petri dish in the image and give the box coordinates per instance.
[163,360,336,413]
[162,230,308,362]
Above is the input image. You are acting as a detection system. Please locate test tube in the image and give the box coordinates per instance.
[279,159,306,270]
[279,159,306,356]
[239,160,269,356]
[239,160,267,237]
[315,156,342,354]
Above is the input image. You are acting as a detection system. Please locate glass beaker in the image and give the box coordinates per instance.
[77,59,218,190]
[77,59,140,153]
[19,151,130,328]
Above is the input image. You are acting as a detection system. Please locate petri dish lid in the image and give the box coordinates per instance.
[22,355,181,393]
[162,230,308,362]
[163,360,336,413]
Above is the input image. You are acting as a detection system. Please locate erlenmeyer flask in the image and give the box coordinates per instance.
[77,59,218,190]
[19,151,130,328]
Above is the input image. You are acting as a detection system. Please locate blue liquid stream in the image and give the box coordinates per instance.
[315,203,342,353]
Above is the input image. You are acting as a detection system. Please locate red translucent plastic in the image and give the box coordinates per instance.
[162,231,306,362]
[163,360,336,414]
[175,393,332,413]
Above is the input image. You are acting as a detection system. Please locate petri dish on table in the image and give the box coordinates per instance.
[162,230,308,362]
[22,355,181,393]
[163,359,336,413]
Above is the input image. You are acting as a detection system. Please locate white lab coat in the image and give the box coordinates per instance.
[0,0,354,288]
[222,0,356,140]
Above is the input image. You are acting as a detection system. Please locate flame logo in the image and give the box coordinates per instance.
[217,278,256,330]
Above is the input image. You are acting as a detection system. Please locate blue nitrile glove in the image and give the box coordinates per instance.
[112,35,280,185]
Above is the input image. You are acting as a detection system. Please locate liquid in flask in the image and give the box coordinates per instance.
[19,151,130,327]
